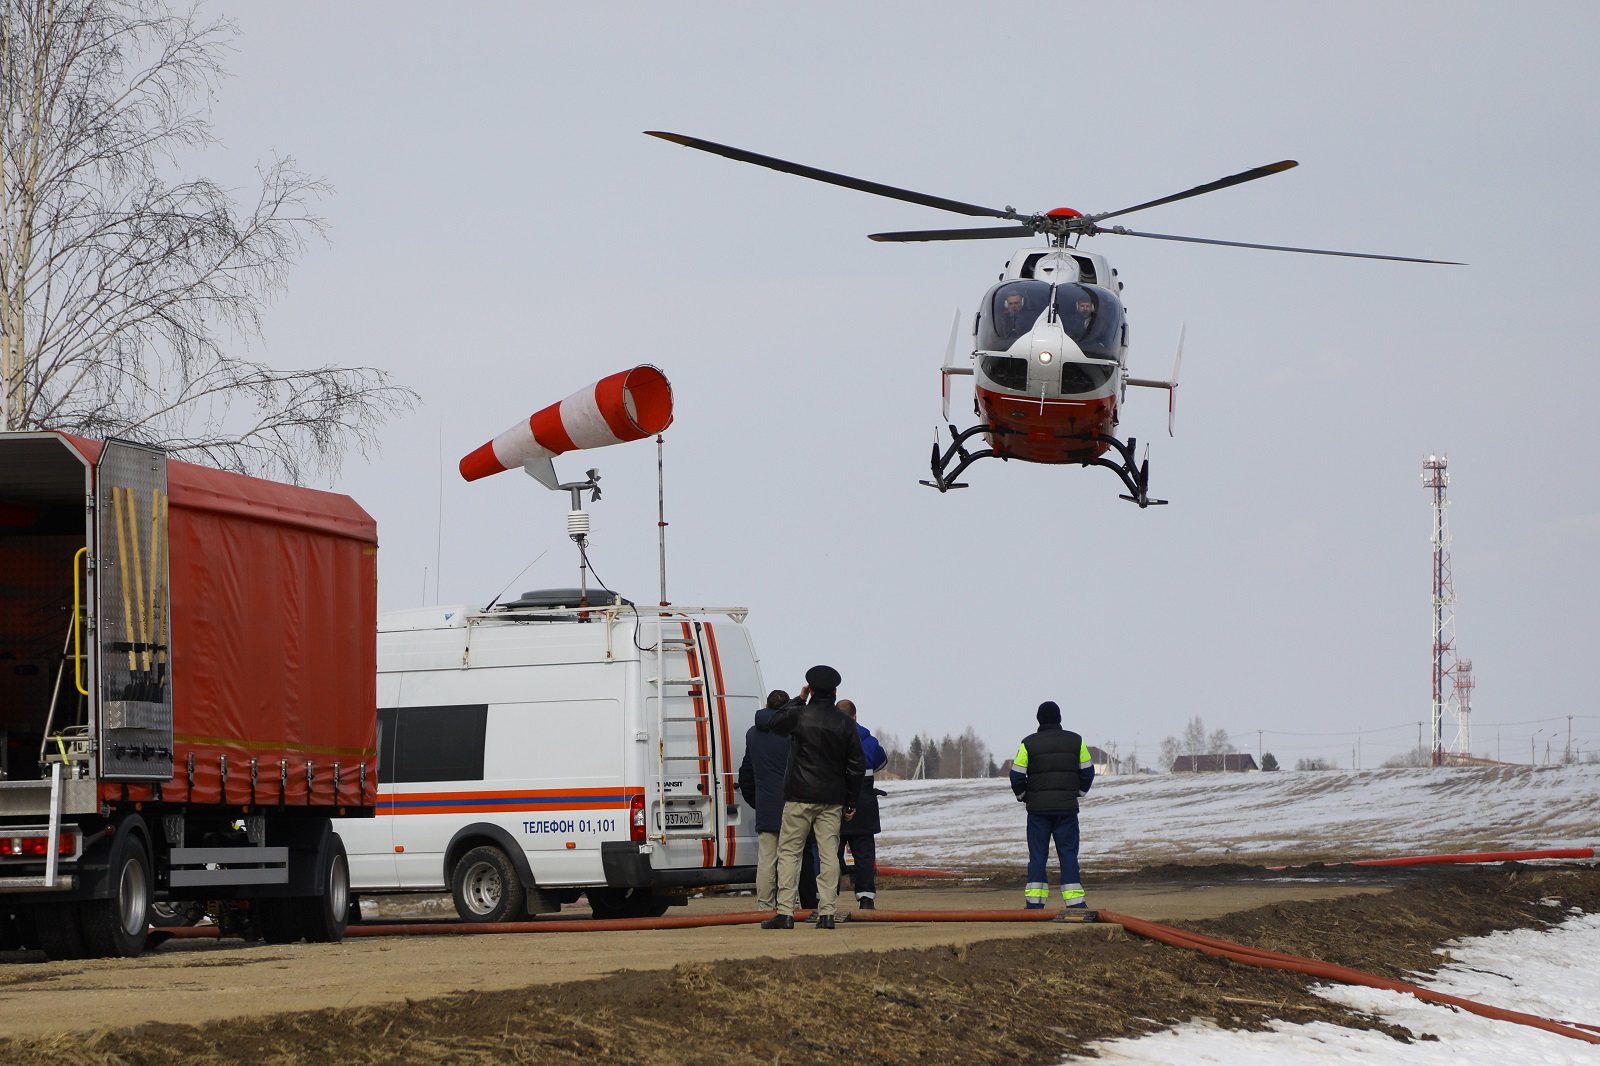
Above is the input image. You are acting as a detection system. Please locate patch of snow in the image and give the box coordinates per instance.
[877,765,1599,870]
[1081,913,1600,1063]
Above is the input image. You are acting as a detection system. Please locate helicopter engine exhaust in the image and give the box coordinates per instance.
[459,365,674,482]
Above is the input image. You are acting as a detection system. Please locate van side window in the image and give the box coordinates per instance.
[378,705,489,783]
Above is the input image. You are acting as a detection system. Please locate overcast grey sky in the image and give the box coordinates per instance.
[200,1,1599,768]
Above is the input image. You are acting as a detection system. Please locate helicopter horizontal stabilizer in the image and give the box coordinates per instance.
[1125,326,1184,437]
[940,309,971,421]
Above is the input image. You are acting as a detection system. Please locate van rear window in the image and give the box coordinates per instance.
[377,705,488,783]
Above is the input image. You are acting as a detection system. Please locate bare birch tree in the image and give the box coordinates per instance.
[1,0,413,483]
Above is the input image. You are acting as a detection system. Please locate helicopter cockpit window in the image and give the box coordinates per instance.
[978,281,1051,352]
[1052,283,1124,360]
[979,355,1030,391]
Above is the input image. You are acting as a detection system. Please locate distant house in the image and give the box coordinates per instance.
[1087,745,1118,775]
[1169,753,1259,773]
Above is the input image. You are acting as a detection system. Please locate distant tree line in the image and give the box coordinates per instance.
[1158,716,1234,772]
[876,729,997,779]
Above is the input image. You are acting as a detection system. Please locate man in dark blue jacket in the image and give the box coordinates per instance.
[736,690,817,910]
[837,699,888,910]
[1009,701,1094,909]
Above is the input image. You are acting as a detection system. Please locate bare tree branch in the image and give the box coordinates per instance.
[1,0,415,482]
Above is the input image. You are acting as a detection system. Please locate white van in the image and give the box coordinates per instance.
[341,592,764,920]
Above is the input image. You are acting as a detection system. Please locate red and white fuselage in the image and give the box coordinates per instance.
[965,248,1127,464]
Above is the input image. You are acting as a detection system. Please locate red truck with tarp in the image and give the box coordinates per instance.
[0,432,377,958]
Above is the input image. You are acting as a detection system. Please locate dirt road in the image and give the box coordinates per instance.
[0,875,1381,1039]
[4,864,1595,1066]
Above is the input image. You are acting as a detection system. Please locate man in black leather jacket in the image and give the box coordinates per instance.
[759,665,865,930]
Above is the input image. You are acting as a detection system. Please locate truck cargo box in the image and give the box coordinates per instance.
[0,432,377,811]
[1,432,376,958]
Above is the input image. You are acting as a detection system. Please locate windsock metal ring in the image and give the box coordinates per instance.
[460,365,674,482]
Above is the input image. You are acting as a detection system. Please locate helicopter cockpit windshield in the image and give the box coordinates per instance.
[1051,283,1124,360]
[978,280,1124,360]
[978,281,1050,352]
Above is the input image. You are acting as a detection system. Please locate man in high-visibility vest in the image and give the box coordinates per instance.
[1009,701,1095,909]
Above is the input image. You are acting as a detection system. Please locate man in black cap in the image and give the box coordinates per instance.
[1009,701,1095,910]
[760,665,865,930]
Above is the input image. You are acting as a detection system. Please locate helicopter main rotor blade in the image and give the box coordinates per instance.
[645,131,1021,221]
[1086,161,1299,224]
[1102,226,1464,265]
[869,225,1039,243]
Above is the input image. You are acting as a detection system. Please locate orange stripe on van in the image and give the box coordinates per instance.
[681,621,713,869]
[704,623,737,867]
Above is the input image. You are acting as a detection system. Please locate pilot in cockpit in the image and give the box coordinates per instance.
[1063,295,1096,339]
[994,291,1032,344]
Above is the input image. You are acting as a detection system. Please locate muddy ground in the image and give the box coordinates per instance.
[3,862,1597,1064]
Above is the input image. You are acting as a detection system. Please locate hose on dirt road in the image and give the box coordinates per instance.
[1267,846,1595,870]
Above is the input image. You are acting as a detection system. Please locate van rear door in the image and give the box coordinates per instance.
[646,619,738,869]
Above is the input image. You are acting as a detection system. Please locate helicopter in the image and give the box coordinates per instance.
[646,131,1458,506]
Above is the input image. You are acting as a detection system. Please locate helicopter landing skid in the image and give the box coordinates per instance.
[1088,433,1168,509]
[920,424,1167,507]
[919,423,997,491]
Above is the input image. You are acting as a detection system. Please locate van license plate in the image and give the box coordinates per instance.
[664,811,705,828]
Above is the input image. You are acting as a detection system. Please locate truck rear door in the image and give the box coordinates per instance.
[95,440,173,782]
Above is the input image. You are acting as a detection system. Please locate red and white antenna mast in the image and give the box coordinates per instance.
[1451,658,1474,760]
[1422,454,1455,767]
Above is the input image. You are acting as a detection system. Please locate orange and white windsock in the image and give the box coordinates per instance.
[459,365,674,482]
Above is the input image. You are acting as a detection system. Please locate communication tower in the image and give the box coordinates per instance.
[1451,658,1474,759]
[1422,454,1461,766]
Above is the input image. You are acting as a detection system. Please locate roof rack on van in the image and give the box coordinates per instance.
[471,602,749,624]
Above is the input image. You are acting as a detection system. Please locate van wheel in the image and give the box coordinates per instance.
[589,887,671,920]
[296,839,350,943]
[451,846,525,922]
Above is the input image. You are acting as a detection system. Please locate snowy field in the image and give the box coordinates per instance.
[877,764,1599,870]
[1086,911,1600,1064]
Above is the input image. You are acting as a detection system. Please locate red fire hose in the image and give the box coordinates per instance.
[1098,909,1600,1045]
[1268,846,1594,870]
[1349,847,1594,867]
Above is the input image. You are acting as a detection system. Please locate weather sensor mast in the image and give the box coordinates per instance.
[1422,454,1456,767]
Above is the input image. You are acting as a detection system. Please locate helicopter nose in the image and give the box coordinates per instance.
[1029,324,1081,368]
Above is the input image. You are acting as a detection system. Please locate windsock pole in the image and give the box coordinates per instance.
[657,435,668,608]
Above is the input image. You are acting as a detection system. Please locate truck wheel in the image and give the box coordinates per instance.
[254,898,302,943]
[80,835,152,958]
[12,908,42,951]
[33,902,89,960]
[450,845,525,922]
[0,912,20,951]
[296,837,350,943]
[588,887,671,920]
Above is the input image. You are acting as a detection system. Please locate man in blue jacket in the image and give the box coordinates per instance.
[1009,701,1094,909]
[837,699,888,910]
